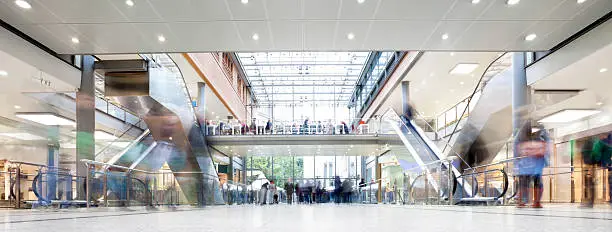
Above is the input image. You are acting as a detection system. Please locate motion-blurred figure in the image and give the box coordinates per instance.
[581,133,612,207]
[516,124,550,208]
[334,176,342,204]
[284,178,295,204]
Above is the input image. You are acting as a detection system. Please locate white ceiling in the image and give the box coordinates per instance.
[1,0,611,53]
[373,51,501,118]
[531,40,612,121]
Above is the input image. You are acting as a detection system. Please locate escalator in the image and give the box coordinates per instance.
[92,54,223,205]
[382,109,509,205]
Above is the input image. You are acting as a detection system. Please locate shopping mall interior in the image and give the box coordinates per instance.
[0,0,611,231]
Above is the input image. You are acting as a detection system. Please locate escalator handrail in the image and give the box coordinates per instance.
[459,168,509,199]
[385,107,471,170]
[442,52,510,153]
[32,169,51,205]
[94,119,143,159]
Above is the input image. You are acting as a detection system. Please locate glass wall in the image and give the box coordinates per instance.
[247,155,363,190]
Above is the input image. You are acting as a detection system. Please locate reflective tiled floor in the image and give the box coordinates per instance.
[1,204,611,232]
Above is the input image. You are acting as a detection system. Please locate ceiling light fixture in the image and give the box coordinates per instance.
[441,33,449,40]
[450,52,455,56]
[472,0,480,3]
[241,0,249,4]
[14,105,21,109]
[506,0,520,5]
[252,33,259,41]
[125,0,134,7]
[14,0,32,9]
[460,81,465,85]
[157,35,166,42]
[599,68,607,73]
[577,0,586,3]
[347,33,355,40]
[596,101,604,106]
[525,33,537,41]
[450,63,479,75]
[0,70,7,77]
[15,113,75,126]
[357,0,365,3]
[538,109,600,123]
[0,132,44,141]
[71,37,80,44]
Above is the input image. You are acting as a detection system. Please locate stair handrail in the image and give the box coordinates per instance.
[442,53,512,153]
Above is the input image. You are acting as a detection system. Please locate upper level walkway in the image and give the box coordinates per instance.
[1,204,610,231]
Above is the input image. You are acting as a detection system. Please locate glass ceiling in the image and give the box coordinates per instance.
[237,52,370,106]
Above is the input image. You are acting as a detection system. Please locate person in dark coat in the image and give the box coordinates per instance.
[284,178,295,204]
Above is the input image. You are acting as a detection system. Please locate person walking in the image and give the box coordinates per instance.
[334,176,342,204]
[260,182,269,205]
[269,180,278,204]
[284,178,295,204]
[516,125,550,208]
[358,178,366,203]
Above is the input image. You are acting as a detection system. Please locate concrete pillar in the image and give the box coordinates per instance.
[401,81,410,115]
[196,82,207,135]
[512,53,531,151]
[76,55,96,199]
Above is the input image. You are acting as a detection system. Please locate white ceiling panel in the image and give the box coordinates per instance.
[147,0,231,22]
[265,0,302,20]
[339,0,380,20]
[268,21,303,50]
[0,0,610,53]
[303,21,337,50]
[334,21,371,50]
[0,0,63,24]
[479,0,566,21]
[365,21,437,50]
[303,0,341,20]
[170,22,244,51]
[421,21,473,50]
[226,0,267,20]
[235,21,274,50]
[454,21,533,50]
[374,0,452,20]
[444,0,493,20]
[108,0,163,22]
[39,0,129,23]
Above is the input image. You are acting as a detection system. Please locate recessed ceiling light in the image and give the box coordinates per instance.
[450,63,479,75]
[429,72,435,77]
[472,0,480,3]
[525,34,537,41]
[577,0,586,3]
[441,33,449,40]
[538,109,600,123]
[357,0,365,4]
[506,0,520,5]
[599,68,607,73]
[241,0,249,4]
[450,52,455,56]
[211,112,215,115]
[14,0,32,9]
[125,0,134,7]
[157,35,166,42]
[16,113,75,126]
[71,37,80,44]
[14,105,21,109]
[0,70,7,77]
[347,33,355,40]
[596,101,604,106]
[252,33,259,41]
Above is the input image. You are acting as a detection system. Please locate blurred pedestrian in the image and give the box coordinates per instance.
[270,180,278,204]
[284,178,295,204]
[516,125,550,208]
[260,182,269,205]
[334,176,342,204]
[581,133,612,207]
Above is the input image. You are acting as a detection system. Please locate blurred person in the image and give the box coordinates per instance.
[581,133,612,207]
[516,125,550,208]
[334,176,342,204]
[303,180,312,204]
[604,134,612,204]
[269,180,278,204]
[265,119,272,134]
[342,179,353,203]
[359,178,366,203]
[311,180,317,204]
[385,181,394,204]
[260,182,269,205]
[315,180,322,203]
[317,121,322,134]
[340,121,349,134]
[296,181,303,203]
[284,178,295,204]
